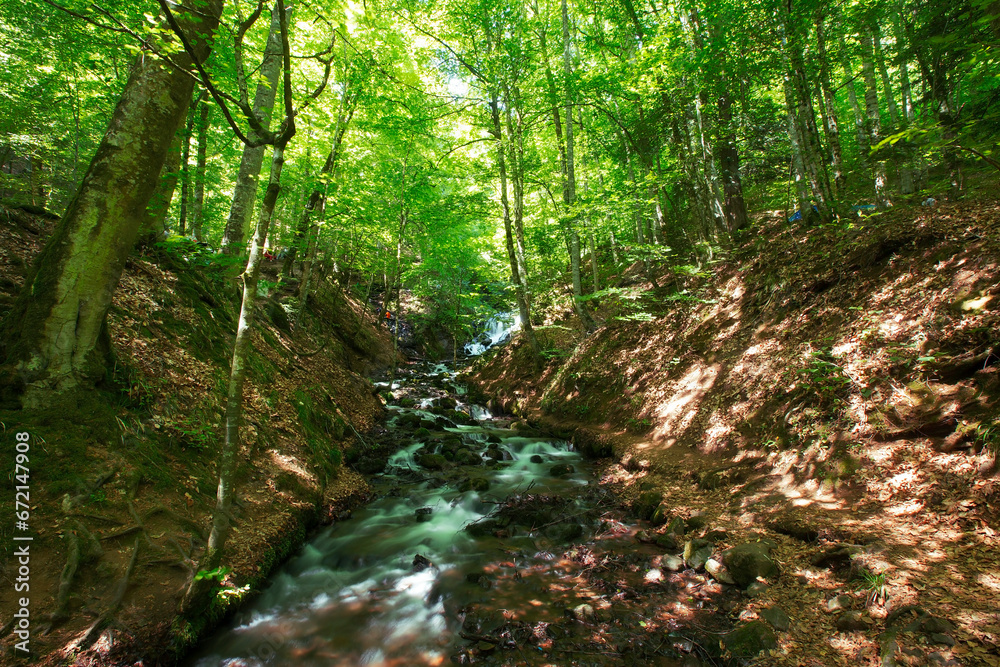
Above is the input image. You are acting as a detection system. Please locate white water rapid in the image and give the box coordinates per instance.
[464,313,521,356]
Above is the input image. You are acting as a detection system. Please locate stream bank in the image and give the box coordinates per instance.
[467,202,1000,667]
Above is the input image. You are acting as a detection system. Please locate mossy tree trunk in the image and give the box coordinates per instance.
[137,124,185,246]
[561,0,596,331]
[192,100,210,242]
[0,0,223,408]
[490,93,540,358]
[221,3,289,254]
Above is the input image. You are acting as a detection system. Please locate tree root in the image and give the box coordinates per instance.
[68,536,142,654]
[45,524,82,633]
[62,467,119,511]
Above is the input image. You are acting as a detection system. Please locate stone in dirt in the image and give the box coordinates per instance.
[683,538,714,570]
[722,541,779,588]
[835,610,871,632]
[655,532,679,551]
[767,515,820,542]
[660,554,685,571]
[685,511,709,531]
[825,594,854,612]
[705,558,736,584]
[633,490,661,520]
[760,605,791,631]
[723,620,778,658]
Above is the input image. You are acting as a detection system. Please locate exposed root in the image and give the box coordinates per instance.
[62,467,119,511]
[67,536,142,654]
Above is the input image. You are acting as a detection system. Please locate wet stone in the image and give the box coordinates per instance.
[417,453,446,470]
[459,477,490,493]
[412,554,434,571]
[415,507,433,522]
[549,463,575,476]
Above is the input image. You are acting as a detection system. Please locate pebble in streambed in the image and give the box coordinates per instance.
[188,361,600,667]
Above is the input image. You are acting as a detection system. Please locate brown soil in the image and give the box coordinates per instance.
[471,200,1000,666]
[0,204,398,665]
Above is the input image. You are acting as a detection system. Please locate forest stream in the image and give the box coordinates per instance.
[188,362,684,667]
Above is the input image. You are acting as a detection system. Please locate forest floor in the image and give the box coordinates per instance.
[0,205,399,665]
[471,199,1000,666]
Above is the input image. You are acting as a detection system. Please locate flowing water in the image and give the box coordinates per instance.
[464,314,520,356]
[190,362,605,667]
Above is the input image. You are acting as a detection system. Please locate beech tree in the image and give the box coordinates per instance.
[0,0,224,408]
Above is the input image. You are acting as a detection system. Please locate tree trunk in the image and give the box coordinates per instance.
[281,88,356,276]
[873,26,900,129]
[0,0,223,408]
[717,86,748,233]
[178,93,198,236]
[504,87,530,297]
[815,14,846,196]
[841,53,870,172]
[782,74,811,216]
[186,136,292,614]
[191,100,210,242]
[221,3,289,254]
[860,31,888,207]
[491,94,539,356]
[893,13,918,194]
[137,124,185,246]
[785,29,833,221]
[561,0,596,331]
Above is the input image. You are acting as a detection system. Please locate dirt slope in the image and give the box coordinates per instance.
[0,204,397,665]
[472,201,1000,666]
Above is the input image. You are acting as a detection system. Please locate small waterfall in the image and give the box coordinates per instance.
[464,313,521,356]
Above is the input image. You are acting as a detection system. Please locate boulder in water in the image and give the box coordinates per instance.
[413,554,434,571]
[418,453,447,470]
[549,463,575,476]
[459,477,490,492]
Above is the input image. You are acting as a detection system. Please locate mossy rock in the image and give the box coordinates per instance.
[723,620,778,658]
[723,542,779,588]
[633,490,661,520]
[546,521,584,542]
[459,477,490,492]
[465,518,504,538]
[266,300,291,332]
[549,463,575,477]
[418,453,447,470]
[395,413,423,429]
[454,449,482,466]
